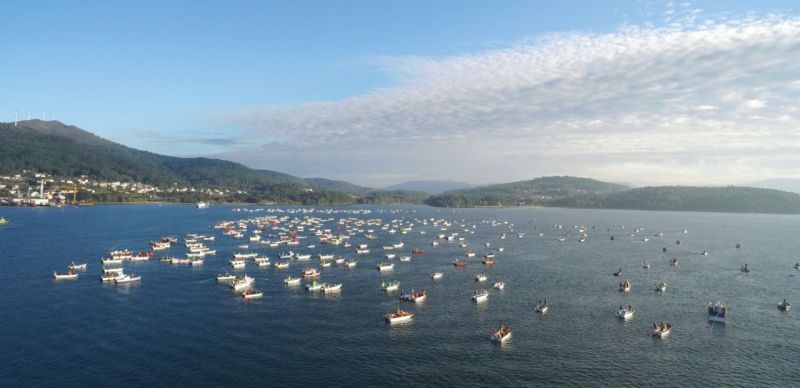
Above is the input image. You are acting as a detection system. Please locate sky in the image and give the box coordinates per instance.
[2,0,799,187]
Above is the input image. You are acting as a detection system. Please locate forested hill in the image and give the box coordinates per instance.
[0,120,368,203]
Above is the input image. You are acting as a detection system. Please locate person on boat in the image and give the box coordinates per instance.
[619,304,623,310]
[628,304,632,311]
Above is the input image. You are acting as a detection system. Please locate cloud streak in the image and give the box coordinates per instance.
[217,13,800,187]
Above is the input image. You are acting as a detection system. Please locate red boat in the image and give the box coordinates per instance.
[412,248,424,255]
[453,259,467,267]
[483,258,495,265]
[400,290,427,303]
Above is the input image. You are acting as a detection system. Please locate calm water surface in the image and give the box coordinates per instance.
[1,204,798,387]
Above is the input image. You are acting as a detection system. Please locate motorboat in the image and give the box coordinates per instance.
[612,268,622,277]
[400,289,427,303]
[322,283,342,293]
[382,280,400,292]
[465,251,476,258]
[778,299,791,311]
[274,261,290,269]
[535,300,549,314]
[617,305,634,320]
[739,264,750,273]
[493,281,505,290]
[345,260,357,268]
[284,276,301,286]
[278,251,295,260]
[491,324,512,343]
[68,262,88,271]
[231,275,255,291]
[115,274,141,284]
[255,257,271,267]
[618,280,632,293]
[385,309,414,324]
[399,256,411,262]
[642,261,650,269]
[53,271,78,280]
[652,322,672,338]
[655,282,667,293]
[472,289,489,303]
[431,272,444,280]
[230,259,246,269]
[452,259,467,268]
[101,271,125,282]
[670,258,678,266]
[303,267,321,278]
[707,301,727,323]
[242,289,263,299]
[384,253,396,259]
[377,262,395,271]
[305,280,323,292]
[474,273,488,282]
[216,272,236,282]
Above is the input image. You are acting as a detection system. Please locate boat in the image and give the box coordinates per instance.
[778,299,791,311]
[216,272,236,282]
[452,259,467,268]
[617,305,634,320]
[483,257,495,265]
[278,251,295,259]
[382,280,400,292]
[399,256,411,262]
[305,281,323,292]
[230,259,246,268]
[377,262,394,271]
[255,257,271,267]
[412,248,424,255]
[189,258,204,265]
[472,289,489,303]
[53,271,78,280]
[400,289,427,303]
[101,257,124,265]
[612,268,622,277]
[618,280,632,293]
[242,289,263,299]
[295,254,312,260]
[274,261,290,269]
[345,260,357,268]
[319,260,332,268]
[431,272,443,280]
[795,263,800,270]
[670,258,678,266]
[115,274,141,284]
[535,300,549,314]
[651,322,672,338]
[493,281,505,290]
[303,267,320,278]
[465,251,476,258]
[231,275,255,291]
[68,262,88,271]
[284,276,301,286]
[642,261,650,269]
[385,309,414,324]
[322,283,342,293]
[739,264,750,273]
[0,217,8,225]
[101,271,125,282]
[196,202,208,209]
[384,253,396,259]
[491,324,512,343]
[474,273,488,282]
[655,282,667,293]
[708,301,727,323]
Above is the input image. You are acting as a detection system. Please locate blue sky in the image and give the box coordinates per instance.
[3,1,799,186]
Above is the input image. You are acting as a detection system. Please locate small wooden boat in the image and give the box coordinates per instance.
[652,322,672,338]
[472,289,489,303]
[274,261,290,269]
[535,300,548,314]
[377,262,394,271]
[618,280,632,293]
[306,281,323,292]
[68,262,88,271]
[617,305,634,320]
[284,276,301,286]
[491,324,512,343]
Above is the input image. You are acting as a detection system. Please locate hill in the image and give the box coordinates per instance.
[384,180,471,194]
[748,179,800,194]
[553,186,800,214]
[0,120,367,204]
[425,176,629,207]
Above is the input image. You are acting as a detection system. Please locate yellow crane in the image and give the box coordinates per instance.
[59,184,79,205]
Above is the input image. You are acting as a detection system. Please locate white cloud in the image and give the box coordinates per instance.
[216,15,800,187]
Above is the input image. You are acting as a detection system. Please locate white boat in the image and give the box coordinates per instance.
[384,253,396,259]
[491,324,512,343]
[295,254,312,260]
[642,261,650,269]
[431,272,444,280]
[399,256,411,262]
[474,273,488,282]
[400,290,426,303]
[101,271,125,282]
[493,281,505,290]
[320,260,332,268]
[322,283,342,293]
[231,275,255,291]
[617,305,634,320]
[345,260,357,268]
[230,259,246,269]
[778,299,791,311]
[102,267,125,274]
[254,257,271,267]
[274,261,290,269]
[382,280,400,292]
[68,262,87,271]
[284,276,301,286]
[708,301,727,323]
[189,258,204,265]
[242,289,263,299]
[115,274,141,284]
[305,281,323,292]
[618,280,632,293]
[472,289,489,303]
[535,300,549,314]
[377,262,395,271]
[170,257,191,264]
[385,309,414,324]
[101,257,124,265]
[196,201,209,209]
[216,272,236,282]
[655,282,667,293]
[53,271,78,280]
[652,322,672,338]
[356,248,370,255]
[303,267,320,278]
[465,251,476,258]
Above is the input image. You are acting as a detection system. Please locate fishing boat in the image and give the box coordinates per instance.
[465,251,476,258]
[384,253,396,259]
[493,281,505,290]
[274,261,290,269]
[483,257,495,265]
[778,299,791,311]
[708,301,727,323]
[400,289,427,303]
[101,271,125,282]
[68,262,88,271]
[385,309,414,324]
[651,322,672,338]
[412,248,424,255]
[230,259,246,269]
[642,261,650,269]
[535,300,549,314]
[322,283,342,293]
[382,280,400,292]
[472,289,489,303]
[795,263,800,270]
[739,264,750,273]
[670,258,678,266]
[399,256,411,262]
[53,271,78,280]
[255,257,271,267]
[491,324,512,343]
[431,272,444,280]
[284,276,301,286]
[319,260,332,268]
[242,289,263,299]
[474,273,488,282]
[196,201,209,209]
[101,257,124,265]
[618,280,632,293]
[345,260,357,268]
[115,274,141,284]
[303,267,320,278]
[452,259,467,268]
[617,305,634,320]
[305,280,323,292]
[278,251,295,259]
[216,272,236,282]
[0,217,8,225]
[356,248,370,255]
[231,275,255,291]
[612,268,623,277]
[655,282,667,293]
[189,258,204,265]
[335,256,345,264]
[377,262,394,271]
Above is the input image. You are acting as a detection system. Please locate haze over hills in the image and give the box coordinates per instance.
[748,179,800,194]
[384,180,472,194]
